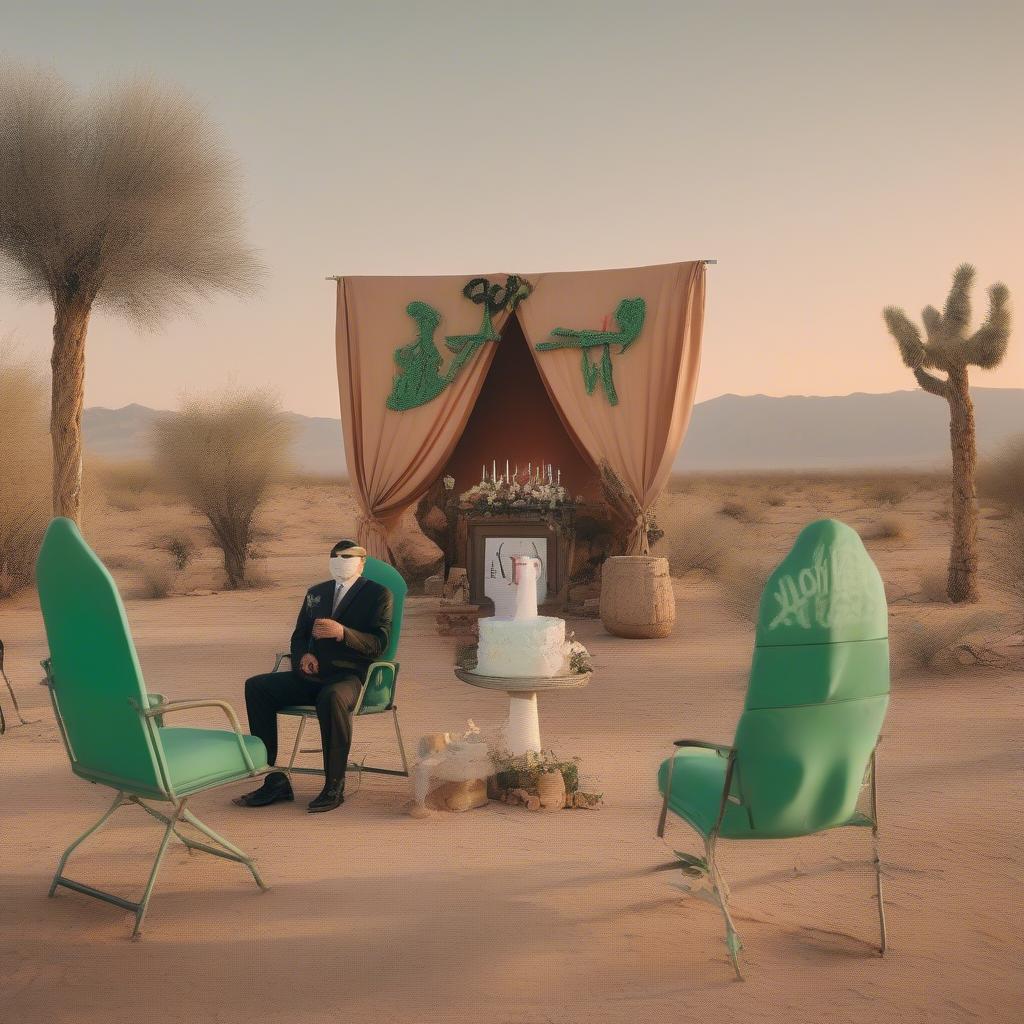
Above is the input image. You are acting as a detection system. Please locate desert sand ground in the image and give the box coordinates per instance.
[1,475,1021,1024]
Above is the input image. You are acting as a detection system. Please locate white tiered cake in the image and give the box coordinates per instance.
[475,555,571,678]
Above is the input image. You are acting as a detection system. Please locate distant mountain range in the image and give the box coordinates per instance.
[82,387,1023,475]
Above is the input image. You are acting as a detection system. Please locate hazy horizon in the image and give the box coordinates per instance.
[1,0,1022,417]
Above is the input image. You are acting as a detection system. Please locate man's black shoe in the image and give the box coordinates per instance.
[308,780,345,813]
[233,770,294,807]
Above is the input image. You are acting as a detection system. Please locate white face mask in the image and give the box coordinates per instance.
[329,556,361,583]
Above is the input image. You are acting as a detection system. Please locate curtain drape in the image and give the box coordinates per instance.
[516,261,705,552]
[334,262,705,560]
[334,274,527,559]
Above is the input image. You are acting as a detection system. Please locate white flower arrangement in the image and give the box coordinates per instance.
[459,477,571,510]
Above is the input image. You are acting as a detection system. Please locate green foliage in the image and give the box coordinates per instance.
[491,749,581,795]
[884,264,1012,382]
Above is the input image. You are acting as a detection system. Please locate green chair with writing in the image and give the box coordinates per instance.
[273,556,410,780]
[656,519,890,979]
[36,518,269,937]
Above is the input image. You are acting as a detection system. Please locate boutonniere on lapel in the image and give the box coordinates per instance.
[306,593,321,612]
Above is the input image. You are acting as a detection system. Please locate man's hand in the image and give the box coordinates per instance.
[299,653,319,676]
[312,618,345,641]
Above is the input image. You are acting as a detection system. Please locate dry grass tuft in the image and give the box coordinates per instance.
[860,514,913,541]
[893,609,1003,677]
[0,348,50,596]
[867,482,910,506]
[718,499,765,525]
[140,561,176,599]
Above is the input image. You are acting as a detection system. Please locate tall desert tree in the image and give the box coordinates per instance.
[0,67,262,523]
[884,265,1012,603]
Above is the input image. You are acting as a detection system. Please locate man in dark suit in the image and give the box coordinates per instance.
[234,539,393,813]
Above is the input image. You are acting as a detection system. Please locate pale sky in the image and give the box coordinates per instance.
[1,0,1021,416]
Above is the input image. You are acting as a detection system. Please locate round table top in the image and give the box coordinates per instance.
[454,667,591,693]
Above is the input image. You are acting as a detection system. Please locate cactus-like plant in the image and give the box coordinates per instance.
[884,265,1012,602]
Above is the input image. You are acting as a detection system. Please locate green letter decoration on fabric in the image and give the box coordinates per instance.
[534,297,646,406]
[386,275,532,411]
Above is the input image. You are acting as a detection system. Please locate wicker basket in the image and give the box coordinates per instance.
[599,555,675,639]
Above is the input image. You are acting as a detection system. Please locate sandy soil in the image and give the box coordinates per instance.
[1,476,1021,1024]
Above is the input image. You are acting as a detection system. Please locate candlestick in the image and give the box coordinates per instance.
[481,464,486,482]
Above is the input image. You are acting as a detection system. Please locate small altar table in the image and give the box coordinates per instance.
[454,667,591,756]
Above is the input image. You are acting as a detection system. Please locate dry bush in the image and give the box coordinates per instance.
[867,482,910,506]
[860,514,913,541]
[140,561,176,599]
[0,350,50,596]
[763,491,786,507]
[718,555,774,623]
[161,534,197,572]
[979,435,1024,513]
[718,499,765,525]
[657,508,736,577]
[152,389,294,588]
[893,609,1003,677]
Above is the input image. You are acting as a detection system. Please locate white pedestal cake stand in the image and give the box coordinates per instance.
[454,667,591,756]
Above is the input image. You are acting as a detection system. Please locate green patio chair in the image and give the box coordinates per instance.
[35,518,269,938]
[273,556,410,780]
[656,519,890,980]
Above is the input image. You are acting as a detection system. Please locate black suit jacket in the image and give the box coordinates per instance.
[290,577,393,682]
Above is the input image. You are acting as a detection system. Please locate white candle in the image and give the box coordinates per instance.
[482,464,486,482]
[506,459,510,482]
[492,459,496,481]
[557,469,561,485]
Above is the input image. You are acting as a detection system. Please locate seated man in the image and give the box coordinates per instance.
[235,539,393,813]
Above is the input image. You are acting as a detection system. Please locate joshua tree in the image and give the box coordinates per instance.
[0,67,262,523]
[884,265,1012,602]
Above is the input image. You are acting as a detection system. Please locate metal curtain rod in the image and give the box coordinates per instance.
[324,261,717,280]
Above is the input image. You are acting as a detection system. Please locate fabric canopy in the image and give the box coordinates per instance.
[334,261,706,559]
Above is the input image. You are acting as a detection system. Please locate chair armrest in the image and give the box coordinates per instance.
[138,698,258,774]
[147,693,167,728]
[672,739,733,756]
[355,661,398,713]
[272,652,292,672]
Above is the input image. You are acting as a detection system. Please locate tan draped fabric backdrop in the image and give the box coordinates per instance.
[335,274,525,558]
[334,262,705,560]
[516,261,705,552]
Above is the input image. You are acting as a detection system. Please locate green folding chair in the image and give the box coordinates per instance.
[656,519,890,979]
[35,518,269,938]
[274,556,410,781]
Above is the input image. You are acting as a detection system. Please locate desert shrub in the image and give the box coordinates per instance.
[718,500,765,525]
[763,491,786,507]
[95,459,158,495]
[163,534,197,571]
[140,561,176,599]
[152,389,294,588]
[893,609,1002,677]
[867,482,909,506]
[860,514,913,541]
[658,509,735,577]
[979,435,1024,513]
[718,555,774,623]
[0,351,50,596]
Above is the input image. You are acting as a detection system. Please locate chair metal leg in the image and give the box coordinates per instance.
[869,750,887,955]
[180,808,268,891]
[392,707,410,777]
[285,715,308,779]
[131,799,186,938]
[705,835,744,981]
[50,790,128,897]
